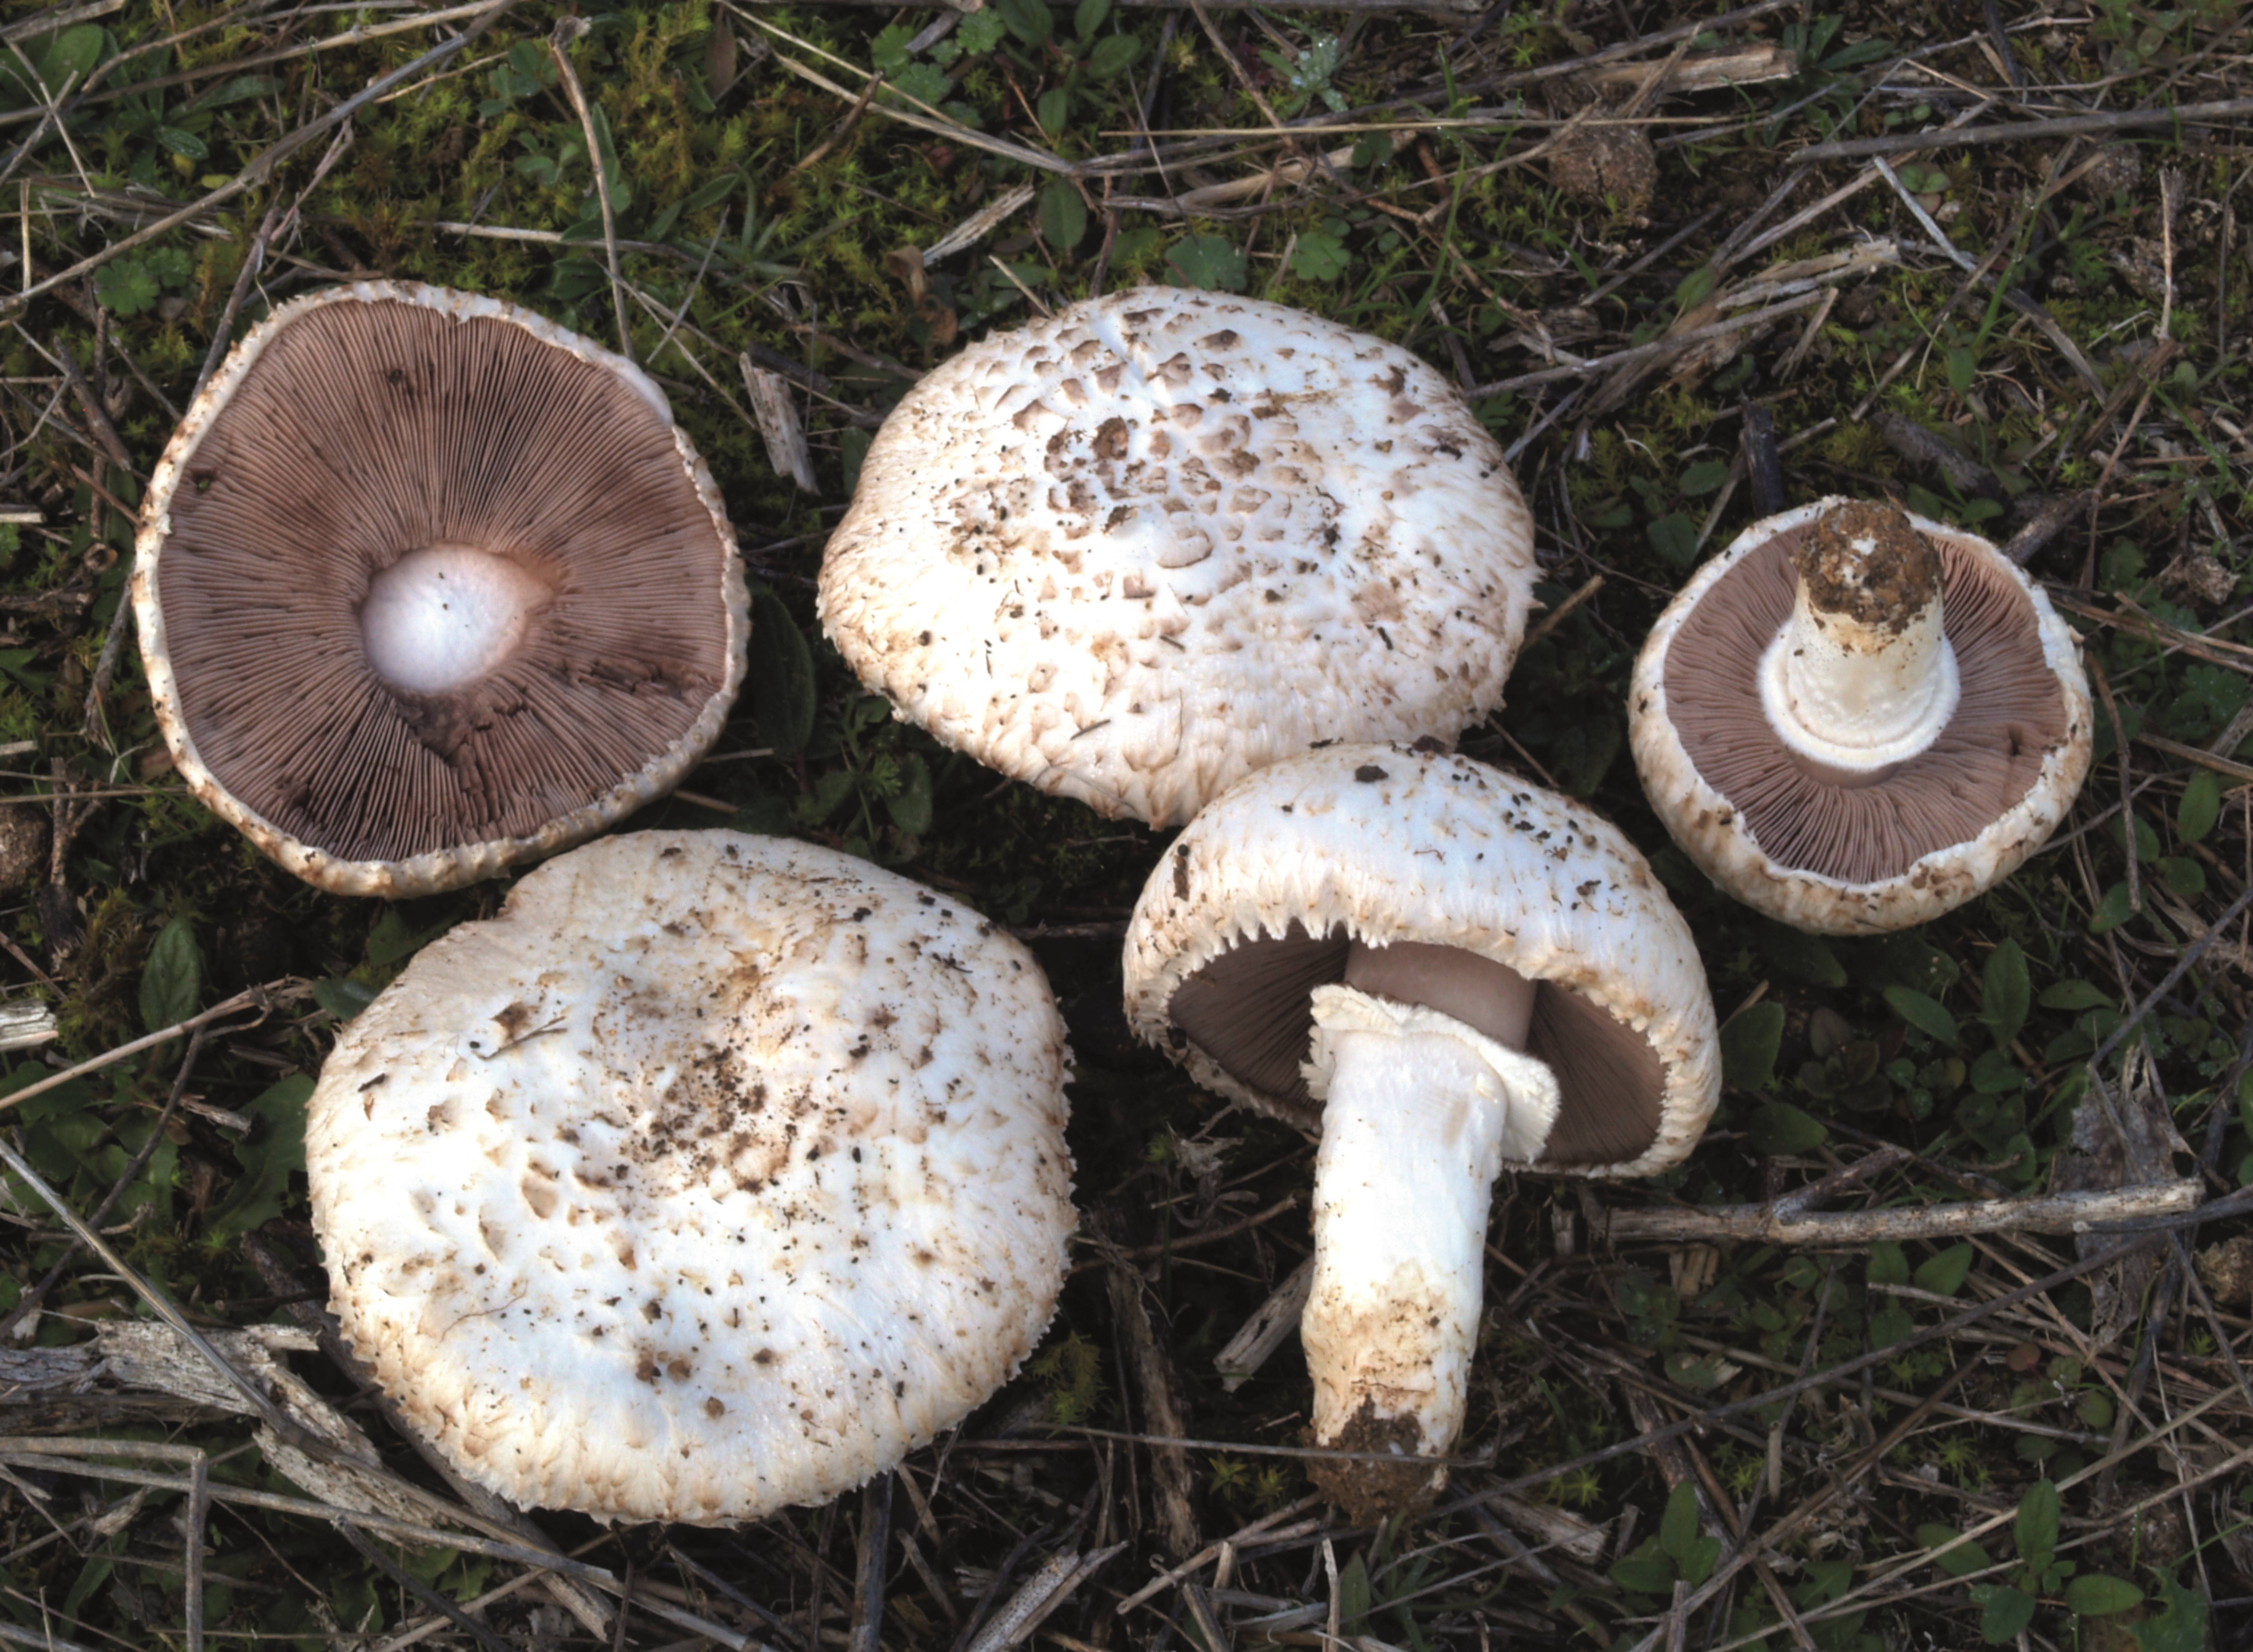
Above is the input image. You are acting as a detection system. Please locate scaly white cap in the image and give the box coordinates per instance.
[819,287,1538,827]
[308,830,1075,1525]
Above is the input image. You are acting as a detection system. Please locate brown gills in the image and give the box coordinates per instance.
[158,299,732,864]
[1168,924,1663,1168]
[1664,523,2069,886]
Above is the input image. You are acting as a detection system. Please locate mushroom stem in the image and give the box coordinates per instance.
[1297,955,1558,1522]
[1757,500,1960,772]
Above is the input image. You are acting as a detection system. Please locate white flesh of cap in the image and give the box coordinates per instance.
[1299,979,1557,1491]
[359,545,550,694]
[1757,540,1960,772]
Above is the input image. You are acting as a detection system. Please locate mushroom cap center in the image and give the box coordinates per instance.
[359,544,549,695]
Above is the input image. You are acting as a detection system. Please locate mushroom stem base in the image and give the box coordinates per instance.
[1299,988,1559,1522]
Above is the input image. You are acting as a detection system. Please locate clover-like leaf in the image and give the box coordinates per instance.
[1166,233,1247,292]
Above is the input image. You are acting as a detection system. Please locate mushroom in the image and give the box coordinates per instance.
[306,829,1075,1524]
[818,286,1538,828]
[134,282,749,898]
[1629,497,2093,933]
[1123,743,1718,1520]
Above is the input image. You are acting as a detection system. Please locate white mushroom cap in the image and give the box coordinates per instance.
[1123,743,1720,1179]
[1629,498,2094,934]
[818,287,1538,828]
[135,282,749,898]
[307,830,1074,1525]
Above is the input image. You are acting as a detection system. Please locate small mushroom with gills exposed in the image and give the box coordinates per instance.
[1123,744,1720,1521]
[1629,497,2093,934]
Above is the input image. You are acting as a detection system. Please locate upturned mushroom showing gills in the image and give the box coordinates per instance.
[134,282,749,898]
[818,287,1538,828]
[1629,497,2093,934]
[1123,745,1719,1521]
[306,831,1075,1525]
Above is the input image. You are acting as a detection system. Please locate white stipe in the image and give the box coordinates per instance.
[360,545,548,695]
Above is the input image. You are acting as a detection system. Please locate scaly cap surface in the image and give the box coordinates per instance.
[819,287,1537,827]
[308,831,1075,1524]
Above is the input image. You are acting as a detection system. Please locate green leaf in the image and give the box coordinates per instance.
[2039,979,2114,1012]
[154,125,207,159]
[1679,459,1730,496]
[1752,923,1844,987]
[1720,1001,1784,1090]
[2156,855,2205,898]
[1086,33,1141,75]
[797,767,855,826]
[1981,939,2029,1048]
[2129,1567,2209,1652]
[92,259,159,317]
[1073,0,1111,41]
[60,1552,113,1621]
[2089,879,2134,934]
[311,978,377,1022]
[993,0,1052,46]
[38,25,105,89]
[1867,1241,1909,1285]
[1792,1560,1853,1609]
[1035,85,1070,136]
[1659,1480,1700,1563]
[958,9,1009,52]
[202,1075,312,1244]
[1884,986,1959,1044]
[2177,767,2220,843]
[1749,1101,1827,1156]
[1673,265,1716,310]
[190,72,278,109]
[1646,512,1699,568]
[884,753,932,836]
[1947,345,1977,391]
[750,591,817,757]
[1821,36,1897,70]
[1912,1242,1973,1297]
[1165,233,1247,293]
[1974,1584,2036,1643]
[2064,1574,2143,1615]
[1336,1550,1371,1632]
[2015,1479,2059,1573]
[839,425,872,495]
[1608,1545,1676,1597]
[139,915,202,1032]
[363,906,451,970]
[871,21,917,75]
[1290,230,1350,282]
[1039,177,1086,248]
[1678,1535,1721,1587]
[1916,1524,1991,1577]
[2076,1388,2113,1428]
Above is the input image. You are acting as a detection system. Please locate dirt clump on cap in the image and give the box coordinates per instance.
[1799,500,1942,637]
